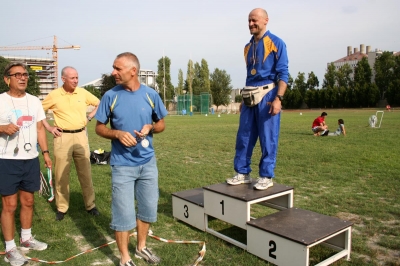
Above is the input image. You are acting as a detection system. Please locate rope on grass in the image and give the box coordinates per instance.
[0,231,206,265]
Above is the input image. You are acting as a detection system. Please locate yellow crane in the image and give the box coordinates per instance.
[0,35,80,88]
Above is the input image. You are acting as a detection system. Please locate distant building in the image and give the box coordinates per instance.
[81,78,102,89]
[2,55,56,100]
[330,44,399,82]
[138,69,158,91]
[81,69,158,92]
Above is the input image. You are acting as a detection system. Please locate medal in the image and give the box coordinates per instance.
[251,69,256,75]
[141,139,149,148]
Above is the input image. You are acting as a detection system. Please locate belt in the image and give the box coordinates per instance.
[243,83,275,91]
[61,127,85,133]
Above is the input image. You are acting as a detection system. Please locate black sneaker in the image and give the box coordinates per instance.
[87,207,100,216]
[135,247,160,264]
[55,211,66,221]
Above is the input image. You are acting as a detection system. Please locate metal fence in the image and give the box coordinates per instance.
[176,94,211,115]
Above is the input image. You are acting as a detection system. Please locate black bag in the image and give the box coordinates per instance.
[90,151,111,165]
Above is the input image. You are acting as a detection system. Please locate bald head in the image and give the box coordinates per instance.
[61,66,78,91]
[249,8,268,18]
[248,8,269,40]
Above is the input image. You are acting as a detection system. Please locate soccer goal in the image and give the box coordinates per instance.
[369,111,384,128]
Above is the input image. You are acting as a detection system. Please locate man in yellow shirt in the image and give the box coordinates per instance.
[42,66,100,221]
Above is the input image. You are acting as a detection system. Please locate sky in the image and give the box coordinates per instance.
[1,0,399,90]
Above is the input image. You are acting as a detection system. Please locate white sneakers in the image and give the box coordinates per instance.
[227,173,274,190]
[226,173,252,185]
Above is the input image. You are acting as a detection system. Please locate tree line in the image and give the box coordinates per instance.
[98,57,233,110]
[284,52,400,109]
[2,51,399,109]
[0,56,40,95]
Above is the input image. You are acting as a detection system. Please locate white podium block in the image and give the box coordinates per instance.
[203,182,294,249]
[247,208,353,266]
[172,188,205,231]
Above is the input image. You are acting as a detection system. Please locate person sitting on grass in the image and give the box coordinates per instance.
[328,119,346,136]
[311,112,328,136]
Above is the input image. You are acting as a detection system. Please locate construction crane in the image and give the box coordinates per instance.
[0,35,80,88]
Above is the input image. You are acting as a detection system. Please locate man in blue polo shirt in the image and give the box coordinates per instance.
[95,52,167,266]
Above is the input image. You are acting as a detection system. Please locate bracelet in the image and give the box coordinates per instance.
[42,150,50,155]
[150,125,155,134]
[87,115,92,121]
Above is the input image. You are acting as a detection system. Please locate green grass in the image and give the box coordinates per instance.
[1,109,399,265]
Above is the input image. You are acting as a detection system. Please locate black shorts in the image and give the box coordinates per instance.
[0,157,40,196]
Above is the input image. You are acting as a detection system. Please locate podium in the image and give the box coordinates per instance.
[172,181,353,265]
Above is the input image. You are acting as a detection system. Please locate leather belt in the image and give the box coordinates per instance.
[61,127,85,133]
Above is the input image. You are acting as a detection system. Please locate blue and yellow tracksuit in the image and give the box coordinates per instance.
[234,30,289,178]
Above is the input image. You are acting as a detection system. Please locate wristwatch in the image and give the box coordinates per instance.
[276,95,284,101]
[87,115,92,121]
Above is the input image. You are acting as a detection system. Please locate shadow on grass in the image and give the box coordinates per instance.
[68,191,119,264]
[158,188,175,219]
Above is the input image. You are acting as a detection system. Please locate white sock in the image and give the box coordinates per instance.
[21,228,32,243]
[5,240,16,252]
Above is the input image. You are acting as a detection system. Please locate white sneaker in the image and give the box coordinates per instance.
[20,236,47,251]
[4,247,28,266]
[253,178,273,190]
[226,173,252,185]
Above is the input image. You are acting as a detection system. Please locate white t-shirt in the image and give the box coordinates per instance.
[0,92,46,159]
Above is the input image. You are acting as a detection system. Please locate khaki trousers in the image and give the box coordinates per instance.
[53,130,95,213]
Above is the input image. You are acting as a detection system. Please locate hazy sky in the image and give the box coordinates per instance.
[1,0,399,90]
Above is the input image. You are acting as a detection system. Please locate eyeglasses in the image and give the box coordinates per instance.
[8,72,29,79]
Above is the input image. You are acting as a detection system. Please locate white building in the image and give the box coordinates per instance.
[330,44,399,82]
[2,55,56,100]
[81,69,158,91]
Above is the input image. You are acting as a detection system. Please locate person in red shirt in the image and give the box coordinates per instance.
[312,112,328,136]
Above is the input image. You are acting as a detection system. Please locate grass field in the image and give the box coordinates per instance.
[1,109,399,265]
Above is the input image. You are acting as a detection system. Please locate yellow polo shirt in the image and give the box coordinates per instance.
[42,87,100,130]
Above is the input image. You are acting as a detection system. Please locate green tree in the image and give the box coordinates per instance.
[83,85,101,99]
[287,74,293,90]
[100,73,116,96]
[210,68,232,110]
[306,71,319,90]
[293,72,307,98]
[26,68,40,96]
[336,63,353,89]
[156,56,174,106]
[200,59,210,93]
[186,59,194,96]
[235,94,242,103]
[176,69,184,95]
[305,89,318,108]
[354,57,371,88]
[374,51,395,99]
[0,56,40,96]
[285,88,302,109]
[322,63,336,89]
[0,56,10,93]
[192,62,202,95]
[386,55,400,106]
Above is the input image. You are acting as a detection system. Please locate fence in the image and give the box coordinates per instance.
[176,94,211,115]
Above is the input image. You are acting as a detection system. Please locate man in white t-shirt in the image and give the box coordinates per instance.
[0,62,52,266]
